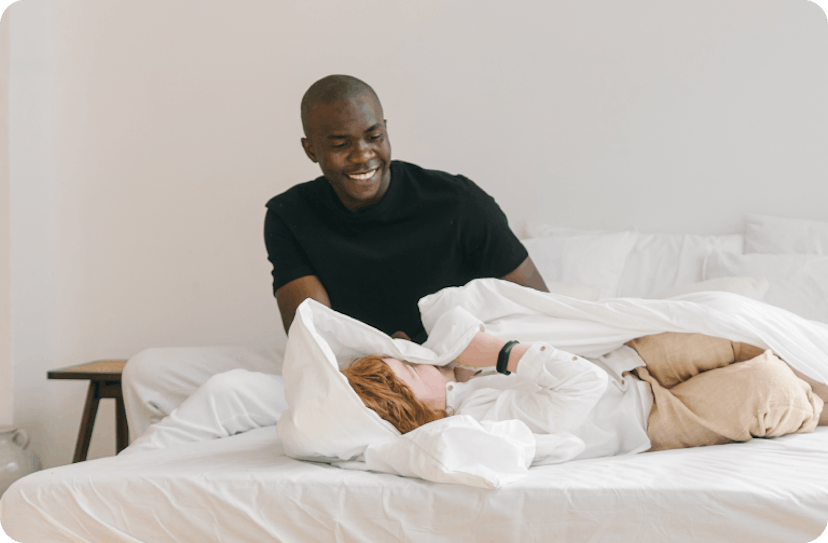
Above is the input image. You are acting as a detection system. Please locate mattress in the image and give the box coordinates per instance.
[2,425,827,543]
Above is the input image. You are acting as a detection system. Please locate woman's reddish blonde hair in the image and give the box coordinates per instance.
[342,355,448,434]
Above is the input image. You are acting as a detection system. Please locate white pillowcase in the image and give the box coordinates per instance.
[522,232,637,299]
[744,214,828,255]
[650,277,769,301]
[703,251,828,324]
[522,224,744,299]
[616,233,744,298]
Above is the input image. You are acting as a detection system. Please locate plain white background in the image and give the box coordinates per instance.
[1,0,828,472]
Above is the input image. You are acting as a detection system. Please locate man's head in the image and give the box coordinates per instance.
[301,75,392,211]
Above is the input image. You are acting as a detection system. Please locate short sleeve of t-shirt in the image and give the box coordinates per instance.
[455,177,528,278]
[264,198,316,293]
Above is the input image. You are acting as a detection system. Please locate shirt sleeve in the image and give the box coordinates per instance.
[458,179,529,278]
[264,204,316,294]
[489,342,609,435]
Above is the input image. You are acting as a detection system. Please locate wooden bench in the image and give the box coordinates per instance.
[47,360,129,463]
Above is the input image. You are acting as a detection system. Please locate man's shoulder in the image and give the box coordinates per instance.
[265,176,326,210]
[394,160,489,197]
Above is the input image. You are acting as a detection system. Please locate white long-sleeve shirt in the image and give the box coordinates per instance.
[446,342,653,461]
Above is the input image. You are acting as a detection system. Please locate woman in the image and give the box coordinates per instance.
[122,294,828,464]
[343,331,828,456]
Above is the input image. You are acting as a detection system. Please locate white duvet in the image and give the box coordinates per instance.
[277,278,828,489]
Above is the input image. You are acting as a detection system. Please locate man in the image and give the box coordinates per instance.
[122,74,547,441]
[265,74,547,343]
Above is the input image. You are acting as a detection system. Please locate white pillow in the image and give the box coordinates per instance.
[522,231,637,299]
[616,233,744,298]
[650,277,769,301]
[744,214,828,255]
[703,251,828,324]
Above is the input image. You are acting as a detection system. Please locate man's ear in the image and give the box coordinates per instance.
[301,138,318,163]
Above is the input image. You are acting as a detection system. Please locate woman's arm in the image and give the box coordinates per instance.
[455,332,529,373]
[455,333,609,434]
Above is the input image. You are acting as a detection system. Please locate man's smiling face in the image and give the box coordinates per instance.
[301,91,392,211]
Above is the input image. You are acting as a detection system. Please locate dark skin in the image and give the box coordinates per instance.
[300,91,392,212]
[277,79,548,335]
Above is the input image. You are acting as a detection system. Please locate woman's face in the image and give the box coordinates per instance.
[383,358,451,411]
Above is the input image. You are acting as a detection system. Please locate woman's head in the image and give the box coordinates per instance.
[342,355,449,434]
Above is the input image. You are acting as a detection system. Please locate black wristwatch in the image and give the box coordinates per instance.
[497,341,519,375]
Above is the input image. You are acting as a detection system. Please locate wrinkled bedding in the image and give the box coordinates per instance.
[3,279,828,542]
[276,280,828,488]
[2,425,827,543]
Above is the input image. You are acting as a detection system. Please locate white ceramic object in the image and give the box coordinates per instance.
[0,425,42,496]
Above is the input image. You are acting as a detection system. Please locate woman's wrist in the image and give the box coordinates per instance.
[456,333,506,367]
[507,344,529,373]
[455,333,530,372]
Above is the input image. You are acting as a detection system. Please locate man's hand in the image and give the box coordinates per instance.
[275,275,331,333]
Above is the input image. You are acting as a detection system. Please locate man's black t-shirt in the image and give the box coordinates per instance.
[264,160,528,343]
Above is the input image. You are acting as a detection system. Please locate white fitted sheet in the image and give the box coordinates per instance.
[2,426,827,543]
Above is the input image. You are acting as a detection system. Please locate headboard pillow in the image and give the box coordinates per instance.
[744,214,828,255]
[522,231,637,299]
[522,225,744,299]
[703,251,828,324]
[616,233,744,298]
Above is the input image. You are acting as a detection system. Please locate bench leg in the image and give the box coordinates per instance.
[116,394,129,453]
[73,381,100,463]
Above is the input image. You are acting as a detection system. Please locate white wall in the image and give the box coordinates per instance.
[0,3,11,427]
[8,0,63,460]
[4,0,828,468]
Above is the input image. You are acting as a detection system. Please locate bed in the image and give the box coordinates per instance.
[2,213,828,543]
[1,425,827,542]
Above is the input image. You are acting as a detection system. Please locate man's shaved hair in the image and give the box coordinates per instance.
[301,75,382,137]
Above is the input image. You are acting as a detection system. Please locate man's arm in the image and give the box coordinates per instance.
[275,275,332,333]
[500,256,549,292]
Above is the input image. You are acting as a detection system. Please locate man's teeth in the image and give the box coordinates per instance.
[347,169,377,181]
